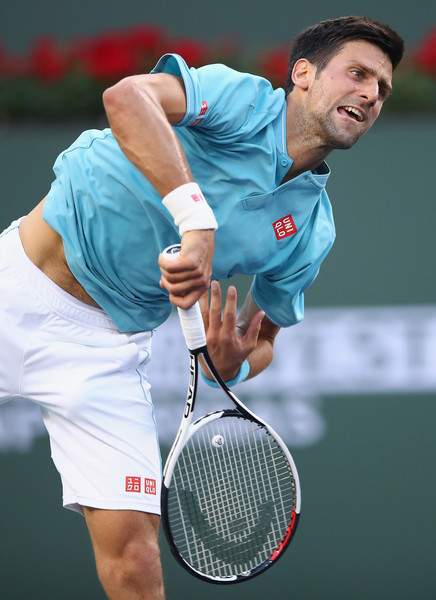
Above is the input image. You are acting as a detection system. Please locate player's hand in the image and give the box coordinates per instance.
[198,281,265,382]
[159,229,215,309]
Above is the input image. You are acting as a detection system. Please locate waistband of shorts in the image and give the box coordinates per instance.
[1,219,119,330]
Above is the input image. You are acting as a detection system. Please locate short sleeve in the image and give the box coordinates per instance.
[151,53,285,142]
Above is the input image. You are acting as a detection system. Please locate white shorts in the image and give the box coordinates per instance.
[0,220,161,515]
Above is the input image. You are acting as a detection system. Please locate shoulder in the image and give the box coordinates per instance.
[152,53,283,112]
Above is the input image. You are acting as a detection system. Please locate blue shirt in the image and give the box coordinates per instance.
[43,53,335,332]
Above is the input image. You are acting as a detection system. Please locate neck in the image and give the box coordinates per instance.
[284,93,333,179]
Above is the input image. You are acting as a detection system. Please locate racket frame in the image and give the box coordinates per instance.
[160,245,301,584]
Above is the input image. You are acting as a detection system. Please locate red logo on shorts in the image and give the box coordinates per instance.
[144,479,156,495]
[273,214,297,240]
[125,476,141,493]
[125,476,156,494]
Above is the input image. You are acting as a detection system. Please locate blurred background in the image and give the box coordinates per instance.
[0,1,435,599]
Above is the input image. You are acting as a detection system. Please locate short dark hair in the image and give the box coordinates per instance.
[285,16,404,95]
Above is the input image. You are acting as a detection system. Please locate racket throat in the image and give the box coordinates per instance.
[184,352,200,418]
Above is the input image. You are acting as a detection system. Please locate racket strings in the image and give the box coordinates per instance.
[166,414,297,579]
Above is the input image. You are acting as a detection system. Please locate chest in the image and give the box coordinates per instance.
[211,175,329,278]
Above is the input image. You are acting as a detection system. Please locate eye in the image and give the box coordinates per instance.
[379,84,391,101]
[350,69,362,78]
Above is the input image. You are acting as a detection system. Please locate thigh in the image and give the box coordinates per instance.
[83,508,164,600]
[1,220,161,516]
[31,326,161,515]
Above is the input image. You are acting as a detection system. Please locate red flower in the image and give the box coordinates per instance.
[166,38,210,67]
[125,25,166,72]
[414,27,436,74]
[258,45,290,87]
[28,36,68,81]
[71,26,167,81]
[72,31,137,81]
[127,25,165,54]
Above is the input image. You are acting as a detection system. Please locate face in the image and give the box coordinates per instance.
[301,40,393,149]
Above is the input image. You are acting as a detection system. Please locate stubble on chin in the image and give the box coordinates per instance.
[317,110,367,150]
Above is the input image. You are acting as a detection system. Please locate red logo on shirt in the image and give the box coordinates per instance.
[199,101,208,116]
[273,215,297,240]
[189,101,208,126]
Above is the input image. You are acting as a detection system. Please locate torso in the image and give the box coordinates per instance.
[19,199,101,308]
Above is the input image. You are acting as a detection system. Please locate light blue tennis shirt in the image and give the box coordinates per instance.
[43,54,335,333]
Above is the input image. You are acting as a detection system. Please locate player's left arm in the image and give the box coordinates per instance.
[198,282,280,383]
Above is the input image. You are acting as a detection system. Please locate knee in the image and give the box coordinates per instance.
[96,537,164,598]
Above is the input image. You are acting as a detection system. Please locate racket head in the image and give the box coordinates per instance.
[161,409,300,584]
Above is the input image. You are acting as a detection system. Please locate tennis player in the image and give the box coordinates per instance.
[0,16,403,600]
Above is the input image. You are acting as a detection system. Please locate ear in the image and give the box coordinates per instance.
[291,58,315,91]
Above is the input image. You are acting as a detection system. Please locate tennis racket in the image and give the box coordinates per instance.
[161,244,301,584]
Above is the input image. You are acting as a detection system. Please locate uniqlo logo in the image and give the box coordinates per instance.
[144,478,156,495]
[273,214,297,240]
[199,101,208,116]
[191,193,204,203]
[125,476,141,493]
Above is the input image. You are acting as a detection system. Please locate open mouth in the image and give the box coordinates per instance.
[337,106,364,122]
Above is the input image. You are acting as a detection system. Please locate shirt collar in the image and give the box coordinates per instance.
[273,99,331,187]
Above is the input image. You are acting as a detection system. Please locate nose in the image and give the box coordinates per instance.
[359,79,379,105]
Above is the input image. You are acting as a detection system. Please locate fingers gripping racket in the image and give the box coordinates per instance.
[161,244,301,584]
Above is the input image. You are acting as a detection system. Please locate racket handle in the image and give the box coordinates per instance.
[162,245,207,351]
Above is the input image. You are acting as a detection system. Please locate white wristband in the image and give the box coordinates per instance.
[162,182,218,236]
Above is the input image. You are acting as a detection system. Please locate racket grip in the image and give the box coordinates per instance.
[177,303,207,350]
[162,245,207,351]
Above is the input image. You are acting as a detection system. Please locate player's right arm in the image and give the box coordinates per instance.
[103,73,216,309]
[103,73,189,195]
